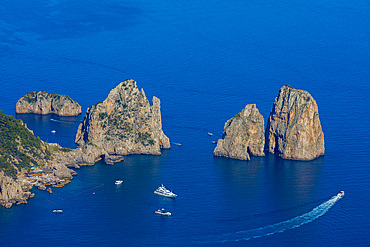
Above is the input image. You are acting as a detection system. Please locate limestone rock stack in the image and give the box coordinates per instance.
[265,85,325,160]
[213,104,265,160]
[75,79,170,156]
[16,91,81,116]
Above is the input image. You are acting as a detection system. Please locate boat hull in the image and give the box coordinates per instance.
[154,191,177,198]
[155,211,171,216]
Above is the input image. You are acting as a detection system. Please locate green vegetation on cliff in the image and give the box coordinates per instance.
[0,111,47,178]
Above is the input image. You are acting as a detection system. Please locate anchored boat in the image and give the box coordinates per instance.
[155,208,171,216]
[154,184,177,198]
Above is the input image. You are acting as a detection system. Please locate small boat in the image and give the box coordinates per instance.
[155,208,171,216]
[208,132,213,136]
[115,180,123,185]
[212,140,217,144]
[154,184,177,198]
[51,130,56,133]
[53,209,63,213]
[337,191,345,198]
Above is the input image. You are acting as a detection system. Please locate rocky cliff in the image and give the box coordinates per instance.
[213,104,265,160]
[265,85,325,160]
[0,171,33,208]
[75,79,170,156]
[16,91,81,116]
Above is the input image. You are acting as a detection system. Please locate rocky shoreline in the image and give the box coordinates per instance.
[0,142,127,208]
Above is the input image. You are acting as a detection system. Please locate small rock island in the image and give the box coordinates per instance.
[213,104,265,160]
[265,85,325,160]
[75,79,170,156]
[16,91,81,116]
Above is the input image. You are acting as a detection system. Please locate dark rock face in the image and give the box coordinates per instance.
[213,104,265,160]
[16,91,81,116]
[75,79,170,156]
[265,85,325,160]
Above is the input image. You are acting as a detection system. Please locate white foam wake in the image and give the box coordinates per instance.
[217,195,342,243]
[50,119,62,122]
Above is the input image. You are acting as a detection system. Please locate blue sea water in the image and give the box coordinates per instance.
[1,0,370,246]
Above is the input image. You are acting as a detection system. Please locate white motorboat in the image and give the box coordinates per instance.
[115,180,123,185]
[51,130,56,133]
[53,209,63,213]
[208,132,213,136]
[155,208,171,216]
[337,191,345,198]
[154,184,177,198]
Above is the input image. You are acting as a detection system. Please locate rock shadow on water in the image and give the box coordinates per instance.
[264,153,325,215]
[213,153,325,219]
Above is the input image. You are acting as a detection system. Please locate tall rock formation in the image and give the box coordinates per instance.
[213,104,265,160]
[16,91,81,116]
[265,85,325,160]
[75,79,170,156]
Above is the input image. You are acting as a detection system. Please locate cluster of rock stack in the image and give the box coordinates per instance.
[16,90,81,116]
[2,81,325,209]
[213,85,325,161]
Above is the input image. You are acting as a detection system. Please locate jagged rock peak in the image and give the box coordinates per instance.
[16,90,81,116]
[265,85,325,160]
[213,104,265,161]
[75,79,170,157]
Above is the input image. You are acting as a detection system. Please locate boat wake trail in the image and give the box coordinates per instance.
[50,119,63,122]
[209,193,343,243]
[50,118,75,123]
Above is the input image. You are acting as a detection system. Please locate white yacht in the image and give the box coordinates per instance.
[53,209,63,213]
[154,184,177,198]
[51,130,56,133]
[155,208,171,216]
[337,191,345,198]
[115,180,123,185]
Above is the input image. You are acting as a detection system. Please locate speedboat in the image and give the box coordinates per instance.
[53,209,63,213]
[208,132,213,136]
[115,180,123,185]
[154,184,177,198]
[337,191,345,198]
[155,208,171,216]
[51,130,56,133]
